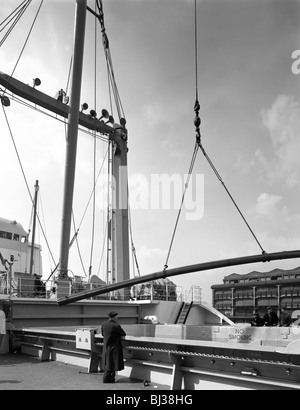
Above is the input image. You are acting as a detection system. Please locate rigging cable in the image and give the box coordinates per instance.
[69,145,110,279]
[192,0,267,256]
[106,141,111,283]
[95,0,126,121]
[163,142,199,272]
[1,106,34,207]
[96,216,109,278]
[198,141,267,255]
[87,1,138,282]
[163,0,201,271]
[163,0,267,273]
[10,0,44,78]
[1,104,57,272]
[194,0,199,104]
[88,3,100,280]
[88,123,97,279]
[128,197,141,277]
[0,1,31,47]
[61,20,105,280]
[74,147,109,236]
[37,187,54,276]
[95,1,140,281]
[0,2,114,281]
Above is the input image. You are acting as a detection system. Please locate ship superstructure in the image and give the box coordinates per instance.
[0,217,42,294]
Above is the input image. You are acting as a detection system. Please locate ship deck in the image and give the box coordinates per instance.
[6,324,300,390]
[0,351,169,391]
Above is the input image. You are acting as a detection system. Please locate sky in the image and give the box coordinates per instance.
[0,0,299,303]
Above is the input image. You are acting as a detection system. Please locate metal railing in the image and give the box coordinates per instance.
[0,274,202,304]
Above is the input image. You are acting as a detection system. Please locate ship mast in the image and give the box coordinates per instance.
[57,0,130,290]
[29,180,39,276]
[0,0,131,294]
[111,127,130,297]
[57,0,87,280]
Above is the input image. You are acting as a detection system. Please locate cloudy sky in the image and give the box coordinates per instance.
[0,0,299,302]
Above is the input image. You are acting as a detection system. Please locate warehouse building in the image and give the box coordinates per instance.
[211,266,300,323]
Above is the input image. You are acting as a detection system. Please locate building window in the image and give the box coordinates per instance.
[0,231,13,240]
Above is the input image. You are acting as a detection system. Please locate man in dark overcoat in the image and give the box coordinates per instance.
[101,311,126,383]
[263,306,279,327]
[250,309,264,327]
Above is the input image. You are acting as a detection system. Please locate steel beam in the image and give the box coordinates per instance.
[57,249,300,305]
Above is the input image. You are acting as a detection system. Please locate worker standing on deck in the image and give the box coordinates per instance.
[279,307,292,327]
[263,306,279,327]
[250,309,264,327]
[101,311,126,383]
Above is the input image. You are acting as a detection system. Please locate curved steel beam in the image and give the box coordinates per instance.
[57,249,300,305]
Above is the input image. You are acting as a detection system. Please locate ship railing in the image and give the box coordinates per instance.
[0,275,20,298]
[0,275,202,304]
[131,284,202,303]
[0,277,53,299]
[130,283,184,302]
[180,285,202,304]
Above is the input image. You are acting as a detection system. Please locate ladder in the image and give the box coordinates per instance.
[176,302,193,324]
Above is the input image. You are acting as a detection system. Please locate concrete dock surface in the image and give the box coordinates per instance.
[0,352,169,391]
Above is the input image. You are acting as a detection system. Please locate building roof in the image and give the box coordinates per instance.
[223,266,300,282]
[211,266,300,290]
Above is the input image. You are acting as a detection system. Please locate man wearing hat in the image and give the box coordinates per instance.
[263,306,279,327]
[101,312,126,383]
[250,309,264,327]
